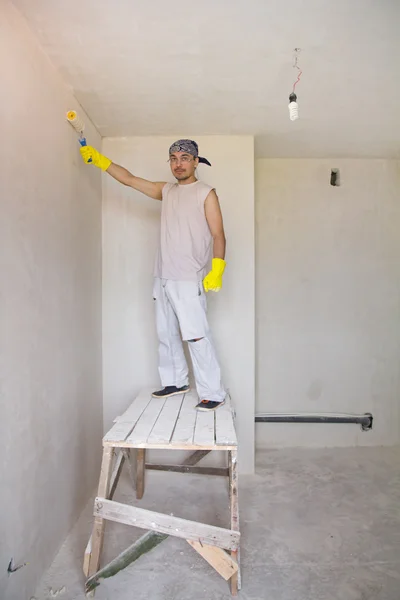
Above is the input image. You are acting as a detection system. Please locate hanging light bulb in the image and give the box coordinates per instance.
[288,48,302,121]
[288,92,299,121]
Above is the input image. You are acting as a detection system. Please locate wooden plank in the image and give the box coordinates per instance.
[229,449,240,595]
[105,440,236,450]
[85,531,168,594]
[147,395,184,444]
[193,409,215,446]
[182,449,211,465]
[237,535,242,591]
[136,449,146,499]
[215,396,238,446]
[170,392,198,445]
[83,536,92,577]
[103,392,152,444]
[113,389,153,422]
[109,450,125,498]
[145,464,228,477]
[187,540,238,581]
[87,448,114,579]
[122,449,136,491]
[103,421,137,445]
[94,498,240,551]
[125,397,166,445]
[83,450,125,576]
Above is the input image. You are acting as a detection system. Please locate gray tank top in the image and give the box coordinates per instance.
[154,180,214,281]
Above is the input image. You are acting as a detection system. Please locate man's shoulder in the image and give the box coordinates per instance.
[197,181,215,193]
[196,181,216,206]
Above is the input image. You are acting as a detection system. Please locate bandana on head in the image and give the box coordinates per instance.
[169,139,212,166]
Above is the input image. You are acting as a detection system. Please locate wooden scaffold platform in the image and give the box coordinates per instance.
[83,389,241,596]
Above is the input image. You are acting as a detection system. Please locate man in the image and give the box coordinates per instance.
[80,139,226,411]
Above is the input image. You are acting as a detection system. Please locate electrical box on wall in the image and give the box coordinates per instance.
[330,169,340,186]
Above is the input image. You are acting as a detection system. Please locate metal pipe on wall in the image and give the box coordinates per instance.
[255,412,373,431]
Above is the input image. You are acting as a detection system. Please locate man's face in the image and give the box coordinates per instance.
[169,151,199,181]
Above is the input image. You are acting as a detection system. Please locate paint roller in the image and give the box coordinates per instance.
[66,110,92,162]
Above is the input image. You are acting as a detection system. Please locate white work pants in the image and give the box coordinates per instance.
[153,278,226,403]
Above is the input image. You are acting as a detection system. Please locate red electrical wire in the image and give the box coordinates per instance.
[292,67,302,92]
[292,48,302,92]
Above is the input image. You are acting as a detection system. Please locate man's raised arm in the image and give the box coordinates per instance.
[80,145,165,200]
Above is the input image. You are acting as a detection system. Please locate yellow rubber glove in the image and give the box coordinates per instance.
[80,145,112,171]
[203,258,226,292]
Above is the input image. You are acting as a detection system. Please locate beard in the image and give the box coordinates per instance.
[174,171,192,181]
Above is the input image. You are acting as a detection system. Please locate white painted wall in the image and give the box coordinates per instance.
[0,3,103,599]
[256,159,400,448]
[102,136,255,472]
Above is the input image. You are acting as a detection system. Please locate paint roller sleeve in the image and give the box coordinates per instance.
[67,110,92,162]
[66,110,85,133]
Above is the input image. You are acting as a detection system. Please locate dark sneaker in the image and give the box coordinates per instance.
[195,399,225,411]
[152,385,190,399]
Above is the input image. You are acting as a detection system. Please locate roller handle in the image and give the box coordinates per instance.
[79,136,92,162]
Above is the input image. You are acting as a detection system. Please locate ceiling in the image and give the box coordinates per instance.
[11,0,400,158]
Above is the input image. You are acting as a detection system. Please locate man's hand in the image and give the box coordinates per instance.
[204,190,226,291]
[80,145,111,171]
[203,258,226,292]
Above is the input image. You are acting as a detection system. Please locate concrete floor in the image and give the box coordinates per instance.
[33,447,400,600]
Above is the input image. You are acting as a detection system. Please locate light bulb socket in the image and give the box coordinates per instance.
[289,92,297,103]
